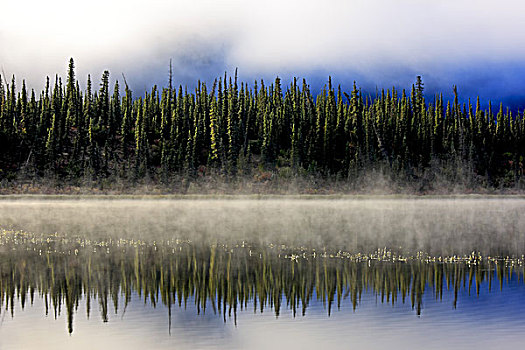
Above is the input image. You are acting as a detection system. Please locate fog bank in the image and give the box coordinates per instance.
[1,198,524,256]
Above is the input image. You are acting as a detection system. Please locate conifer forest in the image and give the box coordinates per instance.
[1,59,524,190]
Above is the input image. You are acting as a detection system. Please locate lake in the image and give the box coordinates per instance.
[1,197,524,349]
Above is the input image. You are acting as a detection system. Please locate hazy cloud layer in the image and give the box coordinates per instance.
[2,0,525,106]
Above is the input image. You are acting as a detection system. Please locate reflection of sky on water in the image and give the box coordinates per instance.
[2,199,525,349]
[2,276,524,350]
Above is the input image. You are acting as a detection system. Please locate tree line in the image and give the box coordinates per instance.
[1,58,524,188]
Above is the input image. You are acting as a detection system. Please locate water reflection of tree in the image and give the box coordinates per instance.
[0,232,522,334]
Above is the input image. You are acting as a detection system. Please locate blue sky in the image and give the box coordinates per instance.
[2,0,525,108]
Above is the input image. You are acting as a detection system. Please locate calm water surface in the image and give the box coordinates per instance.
[1,198,524,349]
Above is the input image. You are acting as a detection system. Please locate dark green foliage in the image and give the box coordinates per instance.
[1,59,524,188]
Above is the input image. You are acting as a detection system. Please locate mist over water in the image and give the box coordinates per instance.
[0,198,524,256]
[1,197,525,349]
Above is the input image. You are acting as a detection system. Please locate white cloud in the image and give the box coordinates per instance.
[1,0,525,91]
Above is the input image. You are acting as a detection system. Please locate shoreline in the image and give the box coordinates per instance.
[2,193,525,200]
